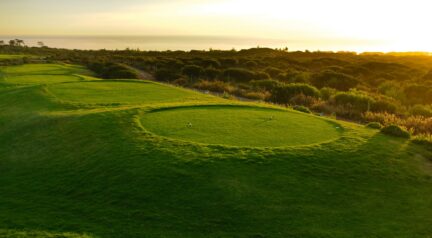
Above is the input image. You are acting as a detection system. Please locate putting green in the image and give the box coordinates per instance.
[140,106,343,147]
[47,81,216,105]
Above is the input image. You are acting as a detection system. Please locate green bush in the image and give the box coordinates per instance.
[333,91,374,112]
[223,68,256,82]
[311,70,359,91]
[320,87,337,100]
[271,83,320,105]
[371,99,398,114]
[254,71,271,80]
[410,105,432,117]
[203,68,221,80]
[265,67,284,77]
[293,105,311,114]
[155,69,180,82]
[381,125,411,138]
[182,65,203,79]
[366,122,383,129]
[250,79,281,91]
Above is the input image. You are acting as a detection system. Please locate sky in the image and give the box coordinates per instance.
[1,0,432,51]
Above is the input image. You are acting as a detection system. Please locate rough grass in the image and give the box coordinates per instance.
[0,61,432,238]
[140,105,342,147]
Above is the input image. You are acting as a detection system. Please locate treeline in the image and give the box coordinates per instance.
[1,44,432,136]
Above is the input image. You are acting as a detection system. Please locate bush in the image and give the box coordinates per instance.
[293,105,311,114]
[182,65,203,79]
[371,99,398,114]
[254,71,271,80]
[154,68,180,82]
[381,125,411,138]
[320,87,337,100]
[223,68,256,82]
[265,67,284,77]
[403,84,432,105]
[366,122,383,129]
[311,70,359,91]
[88,62,139,79]
[245,61,258,68]
[250,79,281,91]
[203,68,221,80]
[271,83,320,105]
[193,80,234,93]
[410,105,432,117]
[333,91,374,112]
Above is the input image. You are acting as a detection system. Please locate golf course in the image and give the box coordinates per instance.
[1,62,432,237]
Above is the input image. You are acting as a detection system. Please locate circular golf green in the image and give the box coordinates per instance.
[140,106,343,147]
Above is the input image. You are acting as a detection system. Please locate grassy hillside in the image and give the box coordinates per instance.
[0,63,432,237]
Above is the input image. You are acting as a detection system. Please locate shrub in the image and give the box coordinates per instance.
[403,84,432,105]
[271,83,320,105]
[203,68,221,80]
[332,91,374,112]
[289,94,319,107]
[154,68,180,82]
[193,80,234,93]
[201,58,221,68]
[381,125,411,138]
[371,99,398,114]
[265,67,284,77]
[220,58,238,67]
[223,68,256,82]
[250,79,281,91]
[238,90,270,101]
[311,70,359,91]
[410,105,432,117]
[254,71,271,80]
[245,60,258,68]
[293,105,311,114]
[88,62,139,79]
[182,65,203,79]
[366,122,383,129]
[320,87,337,100]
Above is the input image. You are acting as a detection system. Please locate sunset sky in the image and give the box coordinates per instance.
[1,0,432,51]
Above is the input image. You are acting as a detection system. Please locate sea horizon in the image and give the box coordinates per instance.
[0,35,397,52]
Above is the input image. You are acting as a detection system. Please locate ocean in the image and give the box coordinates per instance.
[0,35,297,51]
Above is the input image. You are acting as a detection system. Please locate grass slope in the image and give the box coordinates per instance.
[0,62,432,238]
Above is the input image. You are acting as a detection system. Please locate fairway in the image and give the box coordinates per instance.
[0,63,92,76]
[4,74,83,85]
[141,106,342,147]
[47,80,216,105]
[0,54,29,60]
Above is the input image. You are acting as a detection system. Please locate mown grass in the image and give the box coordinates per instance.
[47,80,217,105]
[0,62,432,238]
[140,105,342,147]
[0,54,30,60]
